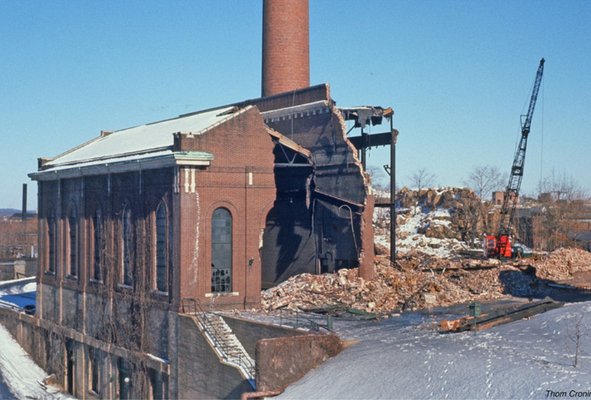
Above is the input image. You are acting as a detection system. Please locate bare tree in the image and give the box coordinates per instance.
[409,168,436,192]
[407,168,436,216]
[567,314,586,368]
[464,165,505,201]
[536,171,588,251]
[537,170,587,201]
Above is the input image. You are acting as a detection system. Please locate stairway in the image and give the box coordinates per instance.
[192,312,256,389]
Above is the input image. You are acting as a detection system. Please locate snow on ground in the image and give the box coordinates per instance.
[278,302,591,400]
[0,323,73,399]
[375,206,467,258]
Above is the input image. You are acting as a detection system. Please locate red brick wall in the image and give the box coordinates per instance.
[175,107,276,308]
[360,193,376,280]
[262,0,310,96]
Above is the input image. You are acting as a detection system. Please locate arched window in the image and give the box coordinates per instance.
[68,205,78,277]
[121,205,133,286]
[93,209,103,281]
[211,208,232,293]
[155,203,168,292]
[47,209,56,274]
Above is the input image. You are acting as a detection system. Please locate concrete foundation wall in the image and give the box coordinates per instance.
[0,306,171,399]
[255,334,343,392]
[176,314,252,400]
[223,315,305,358]
[1,306,343,400]
[0,308,48,370]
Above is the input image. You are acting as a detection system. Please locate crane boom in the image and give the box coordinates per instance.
[485,58,545,258]
[498,58,545,236]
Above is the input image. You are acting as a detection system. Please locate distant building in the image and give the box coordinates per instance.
[0,214,37,262]
[492,191,504,206]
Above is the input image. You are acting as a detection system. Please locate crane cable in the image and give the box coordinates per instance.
[538,78,545,193]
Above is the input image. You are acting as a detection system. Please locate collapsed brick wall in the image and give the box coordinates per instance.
[260,96,375,286]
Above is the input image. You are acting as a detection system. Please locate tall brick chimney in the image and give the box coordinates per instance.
[262,0,310,97]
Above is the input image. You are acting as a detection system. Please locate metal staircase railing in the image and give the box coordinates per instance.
[181,298,256,388]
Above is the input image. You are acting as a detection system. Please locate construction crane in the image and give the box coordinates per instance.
[485,58,545,258]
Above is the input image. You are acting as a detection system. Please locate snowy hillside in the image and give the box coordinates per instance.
[278,301,591,399]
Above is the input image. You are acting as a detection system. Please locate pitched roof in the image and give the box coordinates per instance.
[44,105,236,169]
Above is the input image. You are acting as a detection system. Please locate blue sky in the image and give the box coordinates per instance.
[1,0,590,209]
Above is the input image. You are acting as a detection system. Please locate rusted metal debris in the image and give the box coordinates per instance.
[439,298,564,333]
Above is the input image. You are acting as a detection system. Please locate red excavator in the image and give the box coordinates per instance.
[485,58,545,259]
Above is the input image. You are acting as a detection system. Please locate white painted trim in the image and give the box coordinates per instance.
[30,152,211,181]
[205,292,239,298]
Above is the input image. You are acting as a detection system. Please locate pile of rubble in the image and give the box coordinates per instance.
[374,187,484,258]
[262,256,519,313]
[261,248,591,314]
[396,186,481,211]
[533,247,591,281]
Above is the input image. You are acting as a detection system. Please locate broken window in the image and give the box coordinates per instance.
[93,209,103,282]
[155,202,168,292]
[211,208,232,293]
[68,205,78,277]
[121,205,133,286]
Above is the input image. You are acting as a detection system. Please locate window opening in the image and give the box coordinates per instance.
[211,208,232,293]
[47,209,56,273]
[68,206,78,277]
[122,206,133,286]
[89,348,99,394]
[93,209,103,281]
[155,204,168,292]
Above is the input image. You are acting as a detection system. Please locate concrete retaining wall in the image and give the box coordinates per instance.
[176,314,252,399]
[255,334,343,392]
[223,315,305,358]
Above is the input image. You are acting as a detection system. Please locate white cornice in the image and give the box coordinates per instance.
[29,151,213,181]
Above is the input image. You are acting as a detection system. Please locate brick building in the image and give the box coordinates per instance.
[29,83,390,399]
[26,1,396,397]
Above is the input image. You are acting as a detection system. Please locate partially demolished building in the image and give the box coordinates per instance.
[23,0,397,398]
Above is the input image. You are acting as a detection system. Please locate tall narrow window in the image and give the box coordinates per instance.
[68,206,78,277]
[121,206,133,286]
[211,208,232,293]
[93,209,103,281]
[149,369,167,400]
[118,358,131,400]
[155,203,168,292]
[89,348,100,394]
[47,209,56,273]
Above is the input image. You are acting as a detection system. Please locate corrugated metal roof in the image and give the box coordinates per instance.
[46,105,236,168]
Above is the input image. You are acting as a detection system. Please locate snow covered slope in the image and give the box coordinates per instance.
[0,324,73,399]
[278,302,591,399]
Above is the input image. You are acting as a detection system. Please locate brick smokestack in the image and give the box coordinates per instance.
[262,0,310,97]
